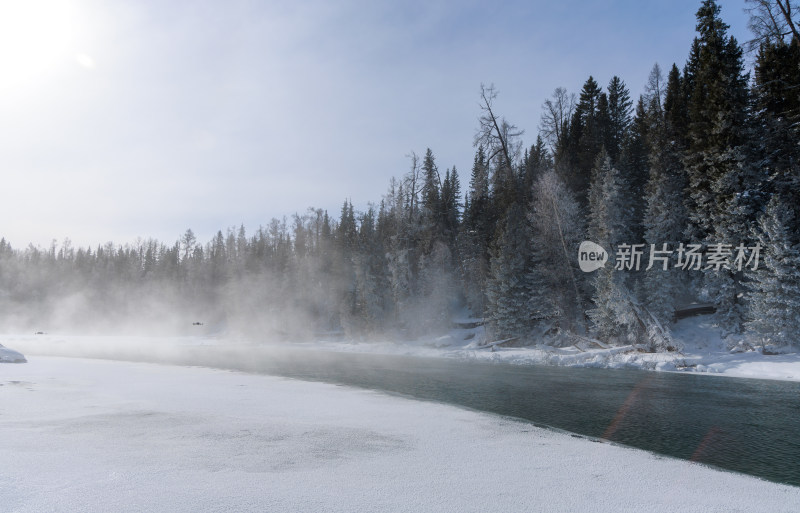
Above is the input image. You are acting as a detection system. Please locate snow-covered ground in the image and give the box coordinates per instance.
[1,356,798,512]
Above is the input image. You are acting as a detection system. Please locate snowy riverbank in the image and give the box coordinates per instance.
[4,313,800,383]
[1,356,798,512]
[282,315,800,383]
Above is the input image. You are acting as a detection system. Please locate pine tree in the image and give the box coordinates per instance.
[418,148,445,258]
[588,150,630,250]
[489,152,520,227]
[335,200,359,335]
[440,167,461,249]
[587,151,635,343]
[486,203,532,339]
[421,148,441,221]
[458,146,492,315]
[418,239,456,333]
[685,0,751,239]
[746,197,800,349]
[521,136,552,200]
[663,64,689,147]
[617,96,649,244]
[642,67,688,324]
[606,76,633,163]
[180,229,196,262]
[751,34,800,212]
[747,33,800,351]
[684,0,754,332]
[563,76,606,204]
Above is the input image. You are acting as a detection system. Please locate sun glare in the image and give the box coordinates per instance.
[0,0,79,89]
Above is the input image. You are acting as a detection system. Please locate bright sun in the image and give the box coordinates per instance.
[0,0,80,89]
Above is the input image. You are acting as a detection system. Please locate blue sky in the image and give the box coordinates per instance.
[1,0,751,248]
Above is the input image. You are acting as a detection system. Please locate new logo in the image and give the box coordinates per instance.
[578,241,607,272]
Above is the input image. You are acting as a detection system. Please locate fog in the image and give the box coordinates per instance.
[8,333,337,372]
[0,215,461,351]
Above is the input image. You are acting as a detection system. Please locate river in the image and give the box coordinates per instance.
[13,340,800,487]
[178,346,800,487]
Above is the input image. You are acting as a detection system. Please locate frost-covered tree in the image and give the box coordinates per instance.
[486,203,532,339]
[683,0,755,333]
[750,28,800,213]
[745,197,800,349]
[684,0,751,240]
[519,136,551,206]
[586,151,636,343]
[459,146,492,315]
[642,65,688,324]
[587,150,630,250]
[527,171,586,334]
[621,66,663,235]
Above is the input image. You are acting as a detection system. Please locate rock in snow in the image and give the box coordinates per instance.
[0,343,26,363]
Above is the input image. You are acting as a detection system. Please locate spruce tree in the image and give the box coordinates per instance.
[684,0,751,240]
[458,147,492,315]
[642,68,688,324]
[606,76,633,163]
[617,96,649,245]
[335,200,359,335]
[663,64,689,148]
[587,150,630,251]
[564,76,606,204]
[419,148,443,254]
[587,151,635,343]
[746,197,800,350]
[486,203,532,339]
[440,167,461,249]
[752,35,800,212]
[684,0,753,332]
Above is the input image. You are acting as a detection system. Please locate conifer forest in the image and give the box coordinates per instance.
[2,0,798,351]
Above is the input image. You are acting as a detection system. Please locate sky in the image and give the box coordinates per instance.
[0,0,752,249]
